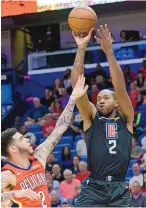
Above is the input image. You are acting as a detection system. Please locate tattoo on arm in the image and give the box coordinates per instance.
[73,47,86,68]
[1,191,15,202]
[1,171,14,203]
[34,96,76,166]
[72,47,86,87]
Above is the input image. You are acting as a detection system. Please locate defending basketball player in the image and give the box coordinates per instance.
[71,24,134,207]
[1,75,88,208]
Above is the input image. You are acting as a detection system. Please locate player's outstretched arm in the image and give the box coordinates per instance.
[94,24,134,131]
[34,75,89,167]
[71,29,96,129]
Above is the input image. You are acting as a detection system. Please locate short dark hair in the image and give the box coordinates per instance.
[1,128,17,157]
[45,87,52,92]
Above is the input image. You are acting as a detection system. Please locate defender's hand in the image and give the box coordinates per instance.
[71,75,88,100]
[72,28,94,48]
[14,189,40,200]
[94,24,113,55]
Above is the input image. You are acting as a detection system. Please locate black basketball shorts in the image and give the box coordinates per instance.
[75,177,130,207]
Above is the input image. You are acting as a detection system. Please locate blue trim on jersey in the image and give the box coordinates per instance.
[6,161,32,171]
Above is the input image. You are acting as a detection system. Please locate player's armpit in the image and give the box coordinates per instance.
[76,97,97,131]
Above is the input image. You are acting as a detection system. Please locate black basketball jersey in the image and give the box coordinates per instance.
[84,112,132,177]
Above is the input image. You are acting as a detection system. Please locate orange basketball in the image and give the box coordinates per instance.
[68,6,97,33]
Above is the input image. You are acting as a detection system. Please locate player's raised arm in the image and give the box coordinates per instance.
[34,75,89,167]
[94,24,134,131]
[71,29,97,129]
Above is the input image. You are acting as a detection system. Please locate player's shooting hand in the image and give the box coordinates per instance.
[72,28,94,48]
[94,24,113,55]
[14,189,40,200]
[71,75,88,100]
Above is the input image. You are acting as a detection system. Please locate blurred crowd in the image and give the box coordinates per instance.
[1,59,146,207]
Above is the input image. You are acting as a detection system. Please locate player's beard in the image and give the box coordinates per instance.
[98,108,115,118]
[18,147,34,155]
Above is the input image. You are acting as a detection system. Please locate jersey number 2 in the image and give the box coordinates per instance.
[37,191,47,208]
[109,140,116,154]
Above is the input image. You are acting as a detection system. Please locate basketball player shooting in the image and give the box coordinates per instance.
[71,24,134,207]
[1,75,88,208]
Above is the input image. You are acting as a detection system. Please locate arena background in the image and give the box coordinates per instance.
[1,0,146,206]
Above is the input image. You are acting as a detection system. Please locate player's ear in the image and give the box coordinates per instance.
[8,145,17,153]
[114,100,119,108]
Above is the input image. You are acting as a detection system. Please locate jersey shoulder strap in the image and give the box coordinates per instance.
[2,163,17,174]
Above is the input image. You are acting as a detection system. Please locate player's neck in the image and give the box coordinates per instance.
[105,110,117,119]
[9,154,30,169]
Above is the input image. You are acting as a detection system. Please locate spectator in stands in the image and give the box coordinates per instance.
[93,64,107,80]
[72,156,80,174]
[61,199,71,207]
[19,125,36,144]
[72,184,81,206]
[120,30,127,42]
[107,74,113,88]
[143,96,146,104]
[141,135,146,151]
[13,116,21,130]
[137,152,146,168]
[76,133,87,157]
[62,68,72,94]
[139,60,146,78]
[59,88,70,108]
[50,190,61,207]
[135,71,146,94]
[25,97,48,126]
[129,163,143,187]
[46,153,56,173]
[42,118,56,137]
[53,78,62,98]
[131,137,143,159]
[91,83,99,105]
[136,104,146,128]
[52,164,64,183]
[129,82,141,108]
[46,172,61,199]
[141,172,146,192]
[60,169,81,199]
[143,164,146,172]
[69,114,83,139]
[130,181,146,207]
[123,65,136,86]
[61,146,73,170]
[75,161,90,183]
[40,87,54,108]
[50,99,63,118]
[92,64,107,90]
